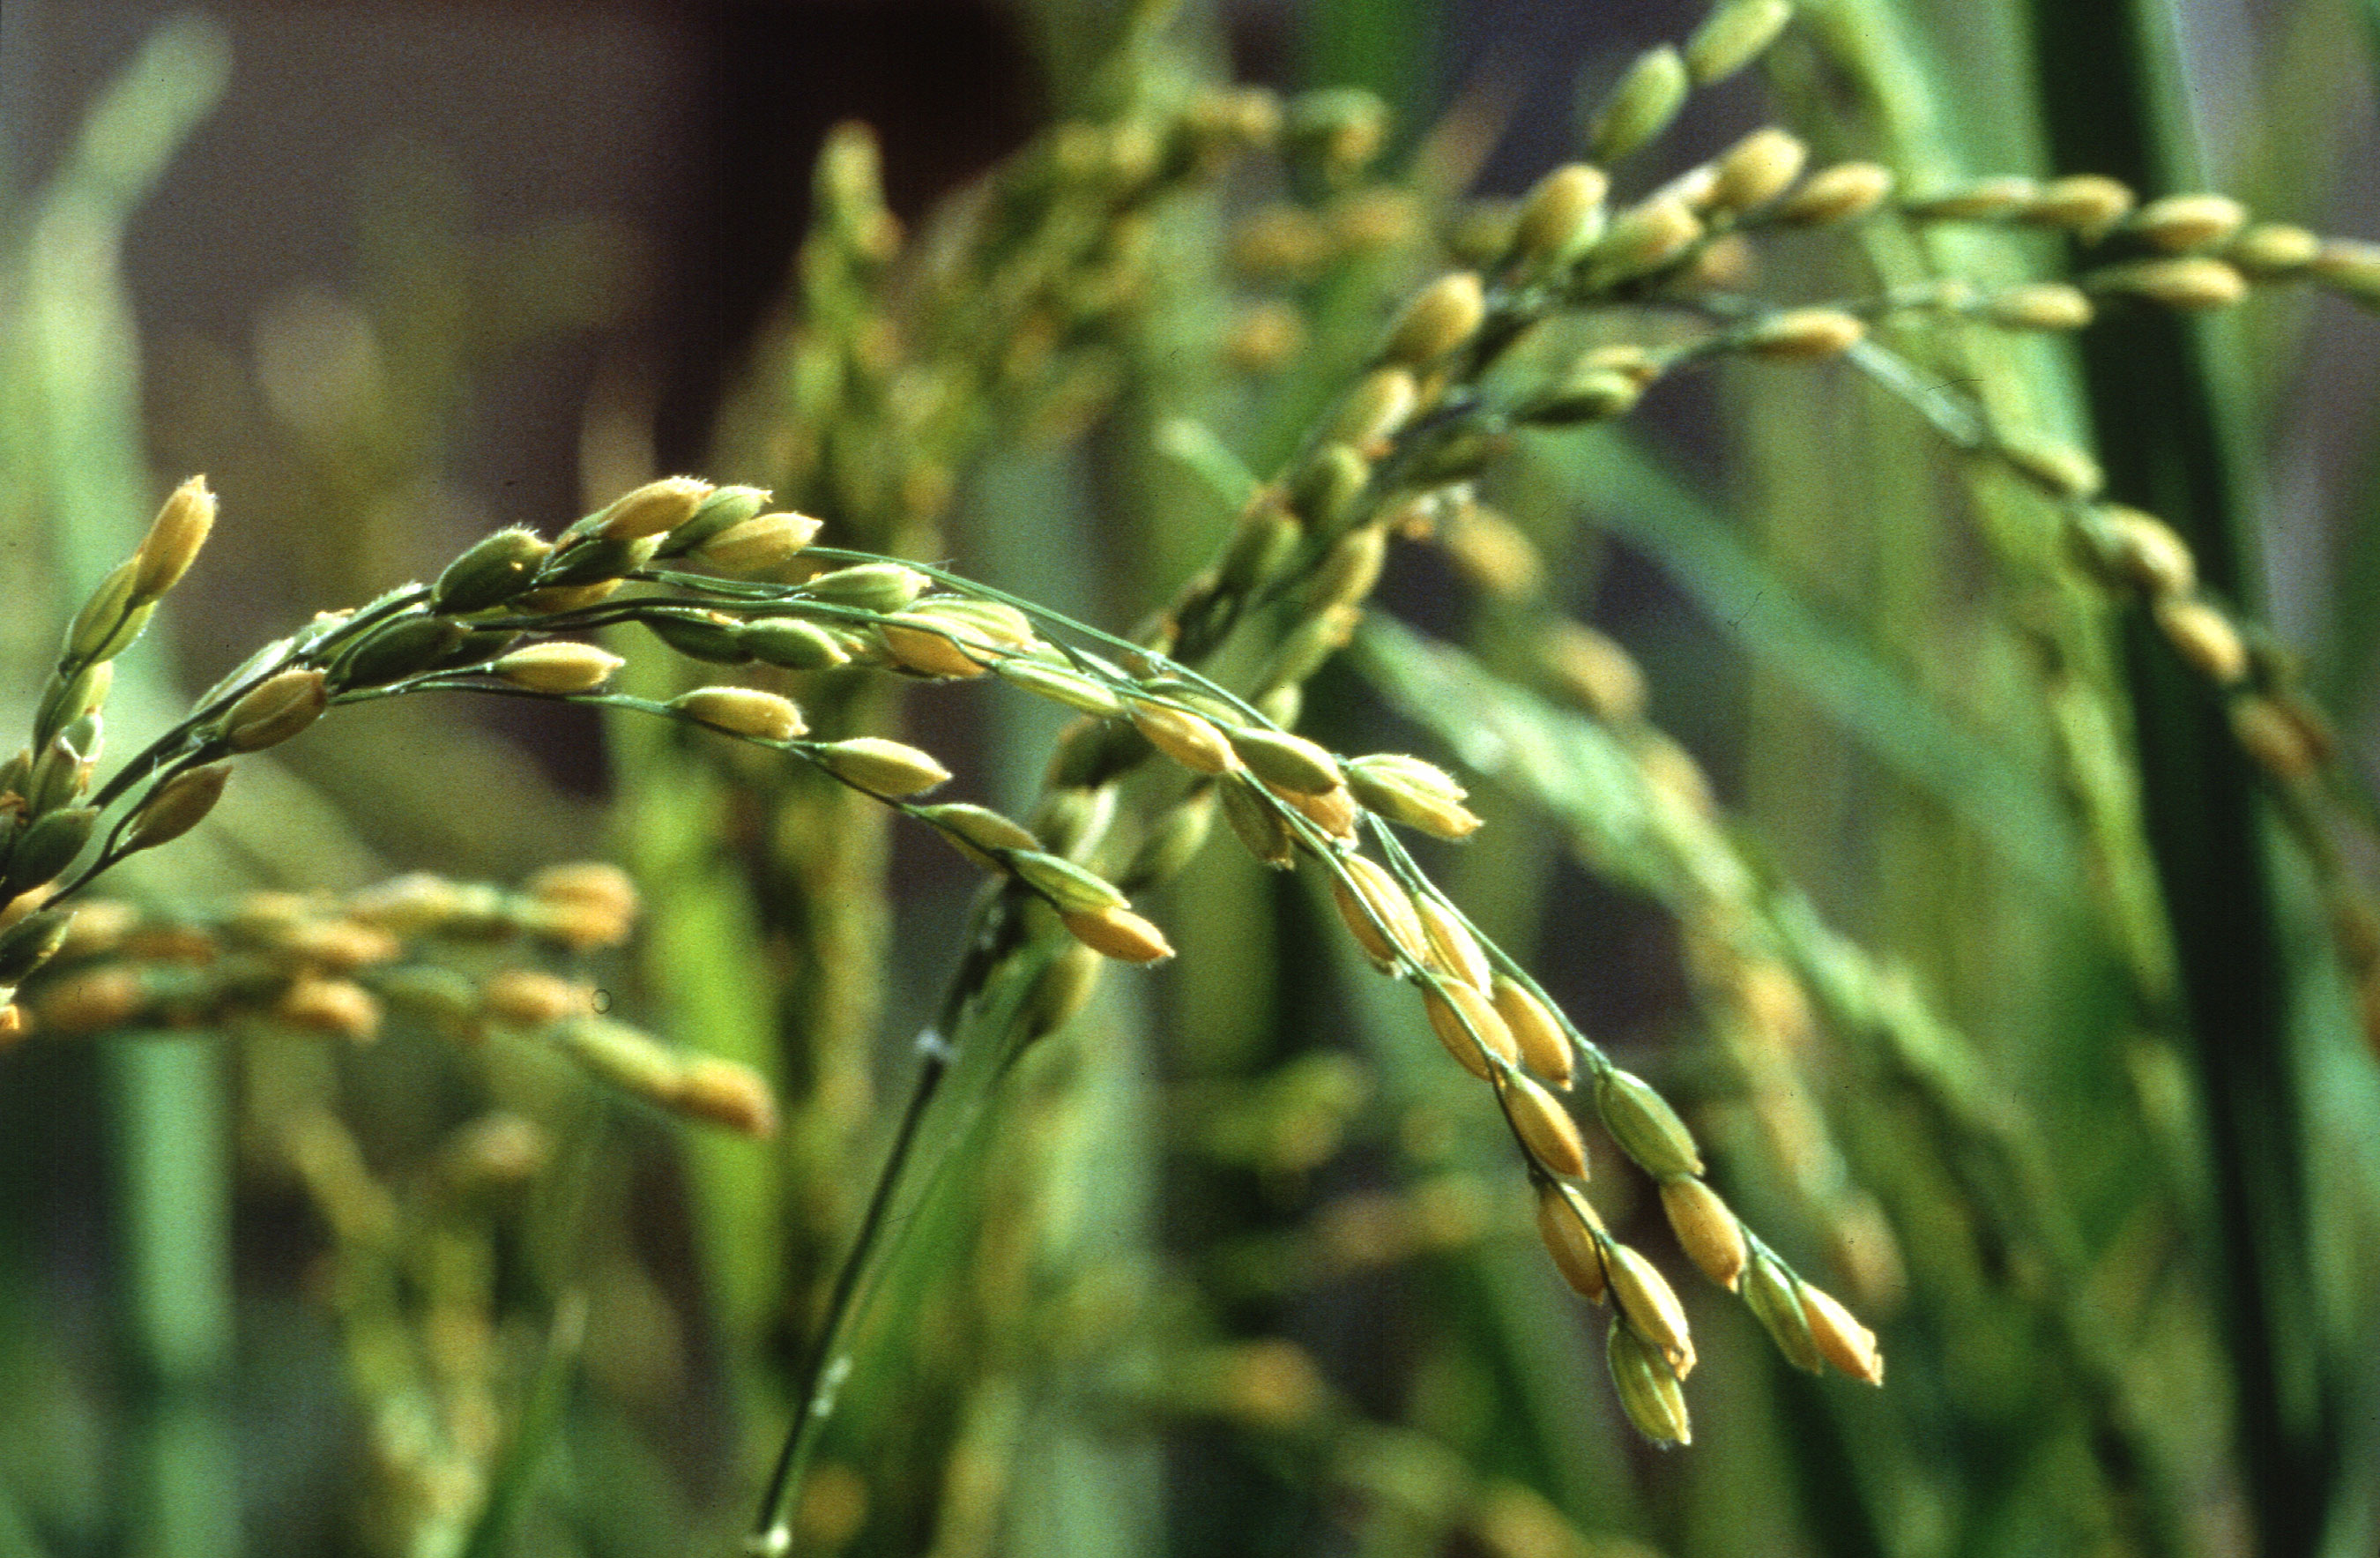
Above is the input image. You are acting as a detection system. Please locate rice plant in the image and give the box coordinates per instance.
[4,3,2377,1555]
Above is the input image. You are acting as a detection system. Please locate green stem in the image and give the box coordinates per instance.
[2027,4,2333,1550]
[747,991,973,1551]
[108,1036,236,1558]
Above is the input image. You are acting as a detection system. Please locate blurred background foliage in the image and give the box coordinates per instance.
[4,1,2379,1555]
